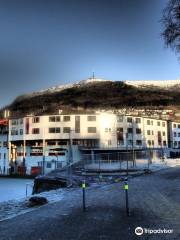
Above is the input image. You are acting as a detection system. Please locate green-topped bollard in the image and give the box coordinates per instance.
[124,178,129,216]
[82,180,86,212]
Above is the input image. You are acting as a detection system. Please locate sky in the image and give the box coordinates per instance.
[0,0,179,108]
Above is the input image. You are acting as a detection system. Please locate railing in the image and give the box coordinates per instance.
[80,149,165,171]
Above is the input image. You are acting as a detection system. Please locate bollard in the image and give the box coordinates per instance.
[26,184,28,197]
[82,180,86,212]
[124,178,129,216]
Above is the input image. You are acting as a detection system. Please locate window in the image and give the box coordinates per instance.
[56,116,60,122]
[151,120,153,125]
[127,128,133,134]
[147,140,151,146]
[11,119,18,125]
[46,162,52,168]
[147,130,151,135]
[178,133,180,137]
[117,140,124,145]
[117,128,123,144]
[87,116,96,121]
[47,141,56,146]
[162,122,166,127]
[49,128,60,133]
[11,130,14,135]
[11,129,18,135]
[88,127,96,133]
[75,116,80,133]
[174,132,177,137]
[117,116,123,122]
[136,128,141,134]
[162,131,166,136]
[107,140,112,146]
[20,119,23,124]
[32,117,40,123]
[58,140,68,145]
[157,121,160,126]
[163,141,167,146]
[152,140,154,146]
[127,117,132,123]
[0,142,1,147]
[105,128,111,133]
[63,127,70,133]
[63,116,70,122]
[49,116,60,122]
[128,140,133,145]
[136,140,142,146]
[178,124,180,129]
[174,141,177,147]
[117,128,123,133]
[4,153,6,159]
[135,118,141,124]
[32,128,40,134]
[151,130,154,135]
[49,116,55,122]
[147,120,150,125]
[3,142,7,147]
[174,124,177,128]
[20,129,23,135]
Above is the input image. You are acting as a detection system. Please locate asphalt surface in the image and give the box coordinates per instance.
[0,166,180,240]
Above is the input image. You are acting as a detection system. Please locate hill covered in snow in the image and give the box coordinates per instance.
[1,78,180,117]
[124,79,180,89]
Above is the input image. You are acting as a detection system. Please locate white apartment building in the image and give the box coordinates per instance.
[5,112,171,175]
[169,121,180,149]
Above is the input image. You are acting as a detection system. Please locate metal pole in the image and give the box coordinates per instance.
[82,180,86,212]
[126,152,129,177]
[42,155,45,175]
[68,130,74,185]
[26,184,28,197]
[124,178,129,216]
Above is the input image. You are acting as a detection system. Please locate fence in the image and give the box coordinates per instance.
[81,149,165,171]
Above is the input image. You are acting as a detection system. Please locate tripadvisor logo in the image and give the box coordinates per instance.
[135,227,173,235]
[135,227,143,236]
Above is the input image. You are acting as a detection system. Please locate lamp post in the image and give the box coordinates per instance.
[67,129,75,185]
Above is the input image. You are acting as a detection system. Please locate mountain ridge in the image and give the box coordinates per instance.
[1,78,180,118]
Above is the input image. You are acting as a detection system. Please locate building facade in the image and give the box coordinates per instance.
[0,112,179,175]
[0,122,8,175]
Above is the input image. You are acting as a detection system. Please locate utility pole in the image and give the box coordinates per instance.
[132,118,135,168]
[67,129,74,185]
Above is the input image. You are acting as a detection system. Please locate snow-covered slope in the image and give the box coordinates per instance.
[19,78,113,99]
[39,78,112,93]
[124,79,180,88]
[38,78,180,94]
[15,78,180,102]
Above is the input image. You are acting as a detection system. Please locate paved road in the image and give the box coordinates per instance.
[0,167,180,240]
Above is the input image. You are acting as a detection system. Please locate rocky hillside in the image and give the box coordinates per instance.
[1,79,180,117]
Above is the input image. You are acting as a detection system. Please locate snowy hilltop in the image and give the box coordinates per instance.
[17,78,180,101]
[2,77,180,118]
[37,78,180,95]
[124,79,180,88]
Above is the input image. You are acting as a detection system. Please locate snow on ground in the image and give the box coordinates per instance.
[0,187,69,222]
[0,158,180,222]
[0,178,33,202]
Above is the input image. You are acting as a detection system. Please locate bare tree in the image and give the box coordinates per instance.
[161,0,180,54]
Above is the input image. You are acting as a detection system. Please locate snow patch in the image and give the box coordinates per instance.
[125,79,180,88]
